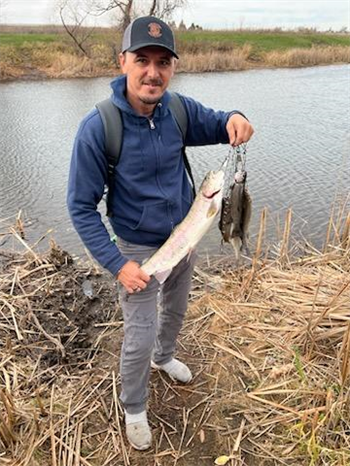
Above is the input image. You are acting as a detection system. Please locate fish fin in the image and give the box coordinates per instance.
[207,205,218,218]
[186,248,194,262]
[240,189,252,249]
[154,268,173,285]
[207,197,221,218]
[242,234,250,256]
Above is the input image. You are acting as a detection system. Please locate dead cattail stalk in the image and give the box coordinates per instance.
[304,273,323,357]
[341,212,350,251]
[9,227,43,265]
[0,298,23,341]
[279,208,292,264]
[30,312,66,357]
[241,207,267,296]
[340,323,350,386]
[35,389,48,417]
[50,385,57,466]
[112,371,129,466]
[74,423,83,466]
[15,210,25,239]
[54,435,93,466]
[0,392,17,445]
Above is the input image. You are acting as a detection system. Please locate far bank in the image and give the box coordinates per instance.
[0,27,349,80]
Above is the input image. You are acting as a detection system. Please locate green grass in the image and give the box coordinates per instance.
[0,33,60,47]
[177,30,350,52]
[1,29,349,52]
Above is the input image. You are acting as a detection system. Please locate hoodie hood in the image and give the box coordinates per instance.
[110,74,172,117]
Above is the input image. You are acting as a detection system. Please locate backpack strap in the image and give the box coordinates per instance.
[168,92,196,199]
[168,92,187,140]
[96,98,123,217]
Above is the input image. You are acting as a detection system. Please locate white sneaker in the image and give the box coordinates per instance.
[125,411,152,450]
[151,358,192,383]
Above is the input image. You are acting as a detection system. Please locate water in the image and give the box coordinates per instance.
[0,65,349,260]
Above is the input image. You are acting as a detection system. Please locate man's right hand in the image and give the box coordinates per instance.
[117,260,150,294]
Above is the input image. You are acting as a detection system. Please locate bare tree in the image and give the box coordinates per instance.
[147,0,186,20]
[91,0,186,31]
[57,0,95,56]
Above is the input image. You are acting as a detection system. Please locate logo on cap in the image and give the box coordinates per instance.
[148,22,162,38]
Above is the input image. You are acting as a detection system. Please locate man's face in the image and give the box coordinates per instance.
[119,46,175,110]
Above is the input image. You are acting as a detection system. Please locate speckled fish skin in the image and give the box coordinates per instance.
[141,168,226,284]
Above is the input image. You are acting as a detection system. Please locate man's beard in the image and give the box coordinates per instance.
[139,80,163,105]
[139,95,161,105]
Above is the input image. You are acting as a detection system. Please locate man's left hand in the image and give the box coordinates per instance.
[226,114,254,147]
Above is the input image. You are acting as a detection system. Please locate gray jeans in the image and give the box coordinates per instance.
[117,238,197,414]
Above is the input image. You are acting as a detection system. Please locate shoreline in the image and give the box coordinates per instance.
[1,58,349,83]
[1,27,349,82]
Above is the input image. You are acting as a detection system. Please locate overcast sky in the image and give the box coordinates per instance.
[0,0,349,31]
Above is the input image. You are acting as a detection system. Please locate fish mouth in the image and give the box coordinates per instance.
[203,189,222,199]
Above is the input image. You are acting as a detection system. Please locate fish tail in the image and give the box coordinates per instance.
[242,234,250,256]
[230,237,242,261]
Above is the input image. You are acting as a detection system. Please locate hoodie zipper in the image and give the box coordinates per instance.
[148,106,175,232]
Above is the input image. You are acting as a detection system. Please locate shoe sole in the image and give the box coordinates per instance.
[128,439,151,451]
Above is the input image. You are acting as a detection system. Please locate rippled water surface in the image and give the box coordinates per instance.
[0,65,349,258]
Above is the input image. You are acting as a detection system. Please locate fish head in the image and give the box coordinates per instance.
[200,169,225,200]
[200,169,225,217]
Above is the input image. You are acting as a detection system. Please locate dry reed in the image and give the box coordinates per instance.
[265,45,350,68]
[0,207,349,465]
[177,45,252,73]
[1,41,349,80]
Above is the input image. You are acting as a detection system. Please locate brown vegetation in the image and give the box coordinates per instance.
[177,45,252,72]
[0,25,349,81]
[1,44,349,81]
[0,206,349,466]
[265,45,350,68]
[0,42,118,80]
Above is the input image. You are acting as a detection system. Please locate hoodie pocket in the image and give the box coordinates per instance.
[131,201,170,235]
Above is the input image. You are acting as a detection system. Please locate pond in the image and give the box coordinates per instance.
[0,64,349,261]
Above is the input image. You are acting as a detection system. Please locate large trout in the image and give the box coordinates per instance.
[141,164,226,284]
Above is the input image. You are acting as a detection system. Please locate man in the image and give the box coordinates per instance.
[67,16,254,450]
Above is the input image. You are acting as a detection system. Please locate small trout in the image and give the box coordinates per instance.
[141,165,226,284]
[219,169,252,260]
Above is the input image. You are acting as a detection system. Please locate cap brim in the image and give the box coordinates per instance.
[125,42,179,59]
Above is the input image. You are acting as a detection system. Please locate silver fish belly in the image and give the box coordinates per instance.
[141,168,226,284]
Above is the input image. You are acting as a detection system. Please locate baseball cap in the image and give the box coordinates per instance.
[122,16,179,59]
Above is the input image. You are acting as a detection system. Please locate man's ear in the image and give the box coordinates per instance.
[119,52,126,72]
[173,57,179,76]
[173,58,177,73]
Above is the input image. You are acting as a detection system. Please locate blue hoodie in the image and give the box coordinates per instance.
[67,75,242,276]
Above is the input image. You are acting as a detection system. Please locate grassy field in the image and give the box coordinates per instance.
[0,33,59,46]
[0,25,349,79]
[177,29,350,52]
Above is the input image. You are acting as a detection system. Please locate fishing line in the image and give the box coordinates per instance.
[223,143,248,198]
